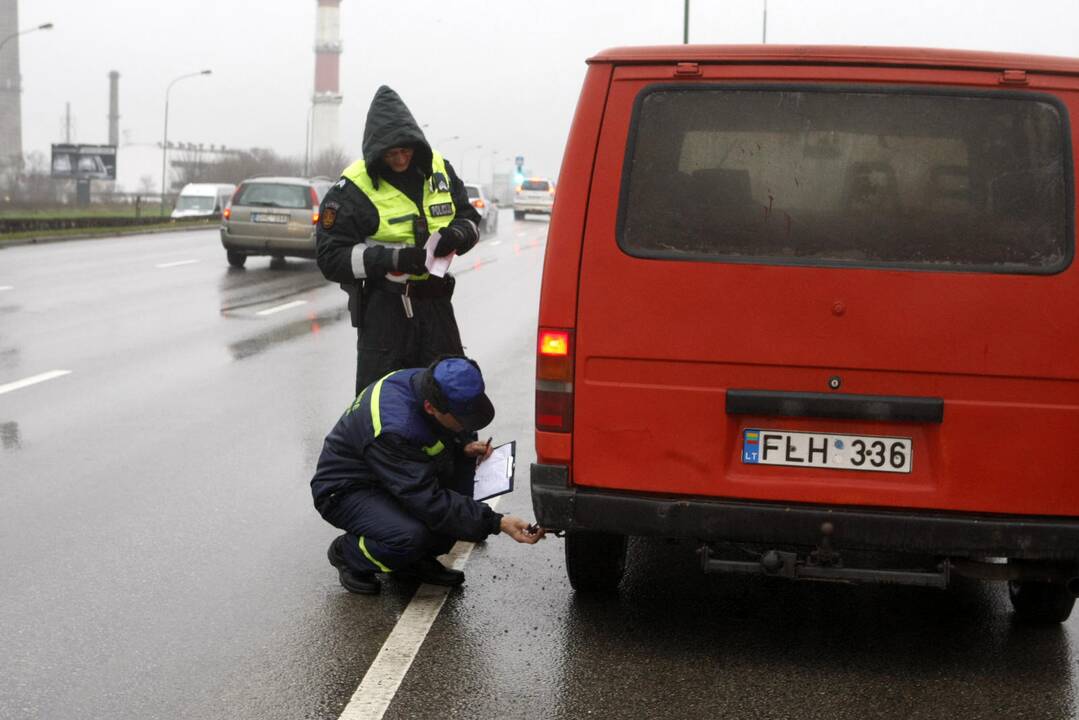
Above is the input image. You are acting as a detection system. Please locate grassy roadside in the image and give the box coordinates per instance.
[0,205,169,219]
[0,219,218,246]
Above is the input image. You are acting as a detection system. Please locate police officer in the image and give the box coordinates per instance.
[316,85,482,395]
[311,356,544,595]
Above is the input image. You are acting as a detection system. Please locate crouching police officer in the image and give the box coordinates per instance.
[316,85,482,395]
[311,356,543,594]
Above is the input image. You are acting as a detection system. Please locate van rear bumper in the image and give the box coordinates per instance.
[531,463,1079,560]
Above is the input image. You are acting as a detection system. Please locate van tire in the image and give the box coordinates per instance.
[565,531,627,593]
[1008,580,1075,623]
[226,250,246,268]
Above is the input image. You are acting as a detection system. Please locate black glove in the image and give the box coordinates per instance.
[363,245,427,275]
[434,225,466,258]
[394,246,428,274]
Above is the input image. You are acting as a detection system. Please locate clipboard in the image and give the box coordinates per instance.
[473,441,516,502]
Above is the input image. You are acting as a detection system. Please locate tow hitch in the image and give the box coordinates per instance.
[697,522,951,589]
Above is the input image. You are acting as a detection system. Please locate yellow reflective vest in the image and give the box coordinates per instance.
[341,151,456,246]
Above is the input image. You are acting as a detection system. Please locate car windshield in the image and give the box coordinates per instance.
[522,180,549,191]
[235,183,309,209]
[176,196,215,211]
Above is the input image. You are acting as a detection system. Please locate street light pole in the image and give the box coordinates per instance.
[160,69,212,216]
[762,0,768,44]
[304,100,315,177]
[0,22,53,55]
[683,0,689,44]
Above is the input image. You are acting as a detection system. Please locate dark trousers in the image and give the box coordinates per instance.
[355,288,464,395]
[318,450,477,574]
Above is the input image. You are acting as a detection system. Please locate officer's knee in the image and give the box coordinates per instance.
[383,526,435,567]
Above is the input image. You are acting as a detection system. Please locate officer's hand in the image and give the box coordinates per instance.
[433,225,465,257]
[500,515,545,544]
[394,246,428,274]
[464,439,493,461]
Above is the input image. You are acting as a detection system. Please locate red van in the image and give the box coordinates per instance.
[531,45,1079,622]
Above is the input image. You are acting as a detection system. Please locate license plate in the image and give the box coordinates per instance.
[742,429,913,473]
[252,213,289,224]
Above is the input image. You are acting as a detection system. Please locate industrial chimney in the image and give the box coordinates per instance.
[0,0,23,176]
[108,71,120,147]
[311,0,343,163]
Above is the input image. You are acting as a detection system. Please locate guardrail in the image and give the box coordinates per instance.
[0,214,219,234]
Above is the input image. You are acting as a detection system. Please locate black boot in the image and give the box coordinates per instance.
[327,536,380,595]
[396,556,465,587]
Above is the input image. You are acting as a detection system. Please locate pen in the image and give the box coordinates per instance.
[484,436,492,453]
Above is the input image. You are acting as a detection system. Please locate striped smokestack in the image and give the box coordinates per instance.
[311,0,343,162]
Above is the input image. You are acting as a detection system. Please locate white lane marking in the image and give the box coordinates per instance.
[0,286,12,291]
[338,497,500,720]
[0,370,72,396]
[256,300,308,316]
[155,259,200,269]
[489,240,502,246]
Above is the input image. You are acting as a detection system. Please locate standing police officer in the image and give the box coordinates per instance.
[316,86,482,395]
[311,356,543,595]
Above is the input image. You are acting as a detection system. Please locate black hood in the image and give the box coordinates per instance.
[361,85,433,183]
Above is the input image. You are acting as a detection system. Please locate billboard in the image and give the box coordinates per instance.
[51,144,117,180]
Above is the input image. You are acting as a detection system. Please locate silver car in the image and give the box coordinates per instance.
[513,177,555,219]
[220,176,333,268]
[464,182,499,235]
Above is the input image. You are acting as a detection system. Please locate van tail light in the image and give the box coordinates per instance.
[471,199,485,209]
[536,328,574,432]
[223,206,231,220]
[309,187,320,224]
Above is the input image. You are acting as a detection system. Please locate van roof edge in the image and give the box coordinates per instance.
[587,45,1079,76]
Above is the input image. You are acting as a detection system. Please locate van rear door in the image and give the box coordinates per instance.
[572,64,1079,517]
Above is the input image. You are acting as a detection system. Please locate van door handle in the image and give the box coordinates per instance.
[725,389,944,423]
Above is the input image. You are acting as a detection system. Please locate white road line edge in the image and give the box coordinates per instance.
[0,285,13,291]
[256,300,308,316]
[338,496,501,720]
[0,369,72,396]
[155,259,201,269]
[489,240,502,246]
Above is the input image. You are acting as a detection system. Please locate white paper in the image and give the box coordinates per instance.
[424,231,455,278]
[473,442,515,502]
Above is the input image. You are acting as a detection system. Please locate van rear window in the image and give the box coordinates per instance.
[619,86,1072,273]
[522,180,550,191]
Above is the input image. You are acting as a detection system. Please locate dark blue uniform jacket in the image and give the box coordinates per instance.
[311,369,501,541]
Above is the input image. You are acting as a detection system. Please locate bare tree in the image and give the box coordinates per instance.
[310,145,350,179]
[10,151,64,206]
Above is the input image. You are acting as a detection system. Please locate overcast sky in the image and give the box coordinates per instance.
[16,0,1079,188]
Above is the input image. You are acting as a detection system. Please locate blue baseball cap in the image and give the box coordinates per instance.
[425,357,495,432]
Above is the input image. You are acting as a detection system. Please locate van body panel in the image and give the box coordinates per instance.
[536,64,613,343]
[538,50,1079,527]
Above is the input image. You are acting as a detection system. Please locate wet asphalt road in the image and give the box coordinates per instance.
[1,214,1077,720]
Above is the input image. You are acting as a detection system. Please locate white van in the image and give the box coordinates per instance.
[171,183,236,219]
